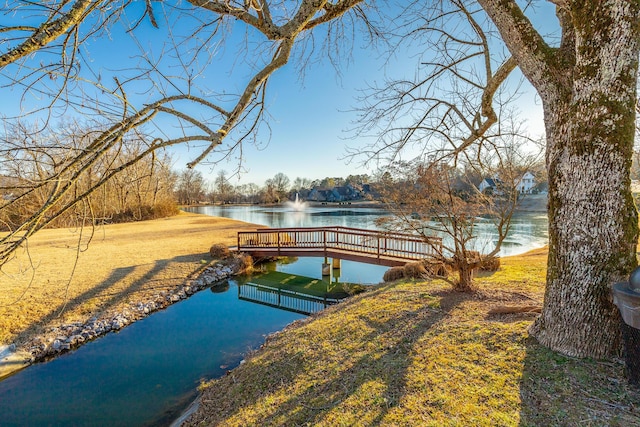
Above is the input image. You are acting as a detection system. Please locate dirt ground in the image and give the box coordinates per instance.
[0,212,260,353]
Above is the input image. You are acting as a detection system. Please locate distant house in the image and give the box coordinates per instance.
[516,171,537,194]
[333,185,361,201]
[308,188,332,202]
[360,183,381,200]
[308,184,362,202]
[479,172,538,195]
[478,177,501,194]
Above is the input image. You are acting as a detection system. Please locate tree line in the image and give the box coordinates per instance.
[175,170,374,205]
[0,119,375,229]
[0,121,178,232]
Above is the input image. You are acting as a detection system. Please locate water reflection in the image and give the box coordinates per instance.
[184,205,387,230]
[236,270,348,316]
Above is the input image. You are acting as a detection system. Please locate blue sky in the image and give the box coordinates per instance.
[172,1,556,187]
[1,1,557,188]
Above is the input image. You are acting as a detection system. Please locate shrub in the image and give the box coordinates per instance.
[403,262,427,279]
[480,256,501,271]
[383,266,405,282]
[209,244,231,259]
[424,260,447,277]
[342,283,367,295]
[151,200,180,218]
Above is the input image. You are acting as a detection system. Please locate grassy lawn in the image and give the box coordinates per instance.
[186,248,640,426]
[2,214,639,425]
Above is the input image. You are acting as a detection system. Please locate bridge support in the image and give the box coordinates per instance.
[322,257,331,276]
[323,258,341,280]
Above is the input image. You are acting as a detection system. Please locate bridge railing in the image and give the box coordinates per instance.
[237,226,442,262]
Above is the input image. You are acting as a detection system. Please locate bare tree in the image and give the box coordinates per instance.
[271,172,291,200]
[355,0,640,358]
[0,1,126,70]
[0,0,371,267]
[377,145,530,291]
[236,182,261,204]
[0,120,177,229]
[213,170,233,204]
[469,0,640,359]
[175,169,206,206]
[261,178,279,204]
[351,0,520,166]
[292,177,313,192]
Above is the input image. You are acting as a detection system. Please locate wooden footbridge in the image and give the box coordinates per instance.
[236,226,442,267]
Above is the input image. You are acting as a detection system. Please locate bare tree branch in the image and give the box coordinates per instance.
[0,0,99,69]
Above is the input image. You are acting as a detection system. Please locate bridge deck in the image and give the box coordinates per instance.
[236,226,442,267]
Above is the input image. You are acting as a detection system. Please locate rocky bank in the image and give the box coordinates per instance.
[0,255,246,379]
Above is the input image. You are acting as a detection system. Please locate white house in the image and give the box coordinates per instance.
[515,171,536,194]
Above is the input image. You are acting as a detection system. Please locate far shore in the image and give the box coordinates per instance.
[184,193,549,213]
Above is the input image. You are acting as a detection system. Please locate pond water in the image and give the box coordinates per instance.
[0,204,548,426]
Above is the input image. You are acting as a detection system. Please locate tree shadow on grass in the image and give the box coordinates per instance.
[189,284,474,426]
[518,335,640,427]
[12,253,208,347]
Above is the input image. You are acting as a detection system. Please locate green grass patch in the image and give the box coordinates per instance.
[242,271,353,299]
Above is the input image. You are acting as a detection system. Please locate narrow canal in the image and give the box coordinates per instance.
[0,281,305,426]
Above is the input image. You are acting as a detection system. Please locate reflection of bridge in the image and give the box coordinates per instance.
[236,226,442,267]
[238,282,342,315]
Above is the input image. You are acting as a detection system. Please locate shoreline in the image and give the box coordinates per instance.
[185,194,548,213]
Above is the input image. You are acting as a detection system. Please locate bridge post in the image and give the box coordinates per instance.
[323,230,327,258]
[322,257,331,276]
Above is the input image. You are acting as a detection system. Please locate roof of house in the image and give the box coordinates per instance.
[482,178,498,187]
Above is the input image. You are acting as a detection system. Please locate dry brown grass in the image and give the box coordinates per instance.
[0,211,259,348]
[209,243,232,259]
[403,261,427,279]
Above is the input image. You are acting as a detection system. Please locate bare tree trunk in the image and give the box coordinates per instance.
[479,0,640,358]
[530,85,639,358]
[455,263,475,292]
[527,6,640,358]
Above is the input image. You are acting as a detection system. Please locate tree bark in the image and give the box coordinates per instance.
[455,264,475,292]
[479,0,640,357]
